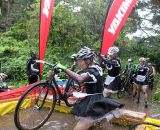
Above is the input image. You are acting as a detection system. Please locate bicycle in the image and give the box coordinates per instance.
[117,70,133,98]
[14,60,81,130]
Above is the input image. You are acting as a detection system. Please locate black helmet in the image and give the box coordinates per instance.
[31,51,36,56]
[76,48,95,60]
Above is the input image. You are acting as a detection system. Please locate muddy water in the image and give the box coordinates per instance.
[0,96,160,130]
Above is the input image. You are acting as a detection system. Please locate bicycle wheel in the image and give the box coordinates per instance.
[64,78,80,107]
[14,82,57,130]
[118,74,131,98]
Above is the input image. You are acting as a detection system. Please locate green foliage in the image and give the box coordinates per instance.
[151,74,160,104]
[0,0,160,103]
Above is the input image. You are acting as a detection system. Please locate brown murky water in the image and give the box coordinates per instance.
[0,95,160,130]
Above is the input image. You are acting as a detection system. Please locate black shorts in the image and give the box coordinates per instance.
[134,79,148,85]
[104,76,121,91]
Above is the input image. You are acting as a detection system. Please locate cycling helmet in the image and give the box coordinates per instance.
[76,48,95,60]
[139,57,146,62]
[108,47,119,55]
[128,58,132,62]
[31,51,36,56]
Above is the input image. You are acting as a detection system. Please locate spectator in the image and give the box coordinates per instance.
[0,73,7,79]
[26,51,40,84]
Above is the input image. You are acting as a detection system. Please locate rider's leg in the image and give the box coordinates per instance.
[142,85,149,108]
[74,119,93,130]
[103,88,112,97]
[137,85,141,104]
[150,78,154,90]
[132,83,137,98]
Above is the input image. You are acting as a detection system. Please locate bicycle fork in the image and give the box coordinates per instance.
[34,87,49,110]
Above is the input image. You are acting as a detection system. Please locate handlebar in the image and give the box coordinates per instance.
[35,60,56,68]
[35,60,62,75]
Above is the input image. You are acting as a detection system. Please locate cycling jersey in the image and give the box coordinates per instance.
[101,57,121,91]
[71,64,123,118]
[134,64,149,85]
[26,58,40,84]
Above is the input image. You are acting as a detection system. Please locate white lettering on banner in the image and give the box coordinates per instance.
[42,0,51,18]
[108,0,133,35]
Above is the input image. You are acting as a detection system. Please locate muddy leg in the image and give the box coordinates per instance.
[137,85,141,104]
[132,83,137,98]
[142,85,149,108]
[74,119,93,130]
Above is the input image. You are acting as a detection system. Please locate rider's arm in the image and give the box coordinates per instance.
[100,56,119,66]
[152,66,156,76]
[26,60,31,75]
[65,69,91,84]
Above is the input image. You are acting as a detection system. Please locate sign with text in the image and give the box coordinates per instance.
[39,0,55,74]
[101,0,137,55]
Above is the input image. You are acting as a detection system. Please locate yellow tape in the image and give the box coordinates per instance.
[0,99,71,116]
[144,118,160,130]
[0,99,31,116]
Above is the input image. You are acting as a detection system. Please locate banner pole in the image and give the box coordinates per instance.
[100,0,113,54]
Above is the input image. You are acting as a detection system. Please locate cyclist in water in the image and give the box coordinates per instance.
[100,46,121,97]
[133,57,149,108]
[26,51,40,84]
[56,47,124,130]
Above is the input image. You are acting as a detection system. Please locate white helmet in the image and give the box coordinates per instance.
[139,57,146,62]
[76,48,95,60]
[128,58,132,62]
[108,47,119,55]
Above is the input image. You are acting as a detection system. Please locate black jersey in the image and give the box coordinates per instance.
[136,65,149,76]
[80,64,103,94]
[106,59,121,77]
[26,58,40,76]
[71,64,124,118]
[100,56,121,77]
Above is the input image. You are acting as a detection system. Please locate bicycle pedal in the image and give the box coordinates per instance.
[56,98,61,106]
[56,101,61,106]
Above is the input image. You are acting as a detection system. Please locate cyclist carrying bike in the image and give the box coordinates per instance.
[133,57,149,108]
[56,47,124,130]
[123,58,137,85]
[147,63,156,90]
[100,46,121,98]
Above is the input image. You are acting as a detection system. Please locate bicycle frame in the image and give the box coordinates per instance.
[43,62,77,107]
